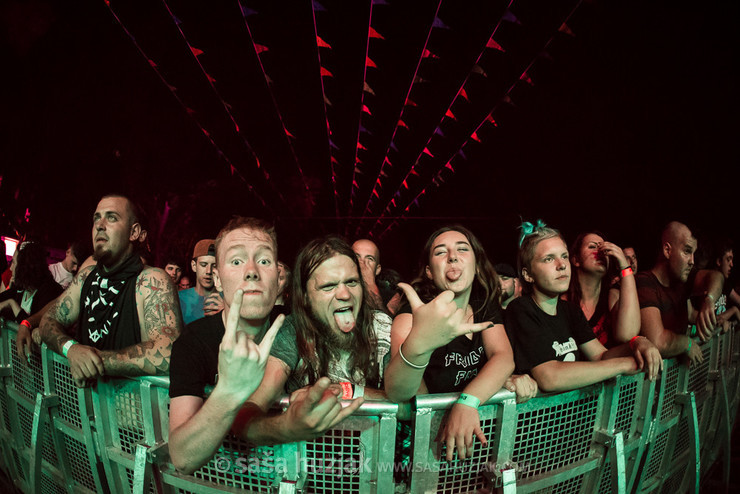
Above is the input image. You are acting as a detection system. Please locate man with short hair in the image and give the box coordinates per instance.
[179,239,217,325]
[49,242,87,289]
[495,263,519,309]
[40,194,182,386]
[623,247,638,274]
[163,259,183,285]
[637,221,724,364]
[352,238,384,310]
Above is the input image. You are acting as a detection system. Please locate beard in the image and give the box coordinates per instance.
[312,314,357,351]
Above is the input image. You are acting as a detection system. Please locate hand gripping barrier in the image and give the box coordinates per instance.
[0,317,738,493]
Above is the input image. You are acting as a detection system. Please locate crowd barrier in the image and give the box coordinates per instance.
[0,317,737,493]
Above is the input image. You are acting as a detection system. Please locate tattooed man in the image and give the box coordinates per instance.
[40,194,182,386]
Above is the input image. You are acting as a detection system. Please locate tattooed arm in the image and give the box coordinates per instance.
[39,266,94,353]
[100,267,182,376]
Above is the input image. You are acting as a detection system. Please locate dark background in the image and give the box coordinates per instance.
[1,0,737,280]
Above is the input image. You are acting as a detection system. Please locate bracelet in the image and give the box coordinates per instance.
[690,326,697,337]
[398,343,429,370]
[620,267,633,278]
[629,335,640,349]
[19,320,32,329]
[706,293,715,302]
[340,382,353,400]
[62,340,78,358]
[456,393,481,409]
[353,384,365,399]
[686,338,692,354]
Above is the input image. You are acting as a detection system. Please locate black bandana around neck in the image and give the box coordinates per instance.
[78,253,144,350]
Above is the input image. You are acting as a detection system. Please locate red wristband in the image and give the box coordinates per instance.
[19,320,32,329]
[340,382,353,400]
[621,267,633,278]
[629,335,640,349]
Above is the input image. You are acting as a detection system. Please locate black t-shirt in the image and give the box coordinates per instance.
[169,310,275,399]
[0,277,62,323]
[504,296,595,374]
[635,271,691,334]
[397,301,503,394]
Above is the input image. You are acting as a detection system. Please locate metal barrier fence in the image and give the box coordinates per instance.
[0,318,737,493]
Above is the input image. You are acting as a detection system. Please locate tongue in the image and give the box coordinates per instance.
[446,270,461,282]
[334,310,356,333]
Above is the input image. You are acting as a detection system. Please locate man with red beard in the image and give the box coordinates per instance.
[236,235,390,445]
[636,221,724,364]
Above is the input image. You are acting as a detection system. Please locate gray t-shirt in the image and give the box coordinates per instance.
[270,311,392,393]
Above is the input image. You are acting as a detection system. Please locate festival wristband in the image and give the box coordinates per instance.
[456,393,481,409]
[19,320,32,329]
[620,267,633,278]
[62,340,78,358]
[686,338,692,354]
[690,326,697,337]
[353,384,365,399]
[340,382,354,400]
[629,335,640,349]
[398,343,429,370]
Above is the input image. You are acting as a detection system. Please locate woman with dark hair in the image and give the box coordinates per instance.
[505,220,660,394]
[384,225,536,461]
[0,242,63,323]
[566,231,640,346]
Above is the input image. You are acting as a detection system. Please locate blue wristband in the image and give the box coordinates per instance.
[456,393,481,409]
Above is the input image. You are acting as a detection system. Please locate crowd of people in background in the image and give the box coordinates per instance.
[0,193,737,472]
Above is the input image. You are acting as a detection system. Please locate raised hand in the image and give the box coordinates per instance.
[217,289,284,404]
[285,377,363,441]
[599,241,628,269]
[398,283,492,355]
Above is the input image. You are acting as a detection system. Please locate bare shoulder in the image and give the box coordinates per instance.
[136,267,176,296]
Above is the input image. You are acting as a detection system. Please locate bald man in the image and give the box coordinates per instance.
[636,221,724,364]
[352,239,384,310]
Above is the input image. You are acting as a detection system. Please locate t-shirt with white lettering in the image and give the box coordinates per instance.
[504,296,595,374]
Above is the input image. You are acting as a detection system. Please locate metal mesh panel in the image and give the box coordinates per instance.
[40,421,58,465]
[51,357,83,429]
[672,417,689,462]
[659,363,680,421]
[17,403,33,448]
[597,456,612,494]
[305,428,362,493]
[532,474,583,494]
[40,471,67,494]
[191,435,277,492]
[10,341,44,401]
[435,417,496,494]
[12,448,26,481]
[513,395,598,479]
[644,429,670,479]
[687,345,711,400]
[0,385,11,432]
[614,380,638,436]
[63,434,97,491]
[660,468,685,494]
[114,386,145,455]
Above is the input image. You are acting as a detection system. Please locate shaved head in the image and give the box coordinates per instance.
[661,221,692,248]
[659,221,696,282]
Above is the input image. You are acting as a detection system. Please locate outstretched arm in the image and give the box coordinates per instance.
[100,267,182,376]
[640,306,702,365]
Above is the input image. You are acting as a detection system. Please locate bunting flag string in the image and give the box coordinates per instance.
[236,0,312,201]
[373,0,585,239]
[366,0,515,235]
[354,0,444,237]
[160,0,290,209]
[348,0,382,224]
[103,1,272,212]
[310,0,340,218]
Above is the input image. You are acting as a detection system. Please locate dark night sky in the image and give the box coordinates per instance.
[1,0,737,279]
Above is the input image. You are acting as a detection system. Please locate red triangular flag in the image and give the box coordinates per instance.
[486,38,504,51]
[148,59,157,68]
[485,114,498,126]
[470,131,481,142]
[366,57,377,68]
[422,49,439,59]
[405,99,417,107]
[520,71,533,85]
[459,88,469,101]
[320,67,333,77]
[369,26,384,39]
[445,109,456,120]
[357,142,367,150]
[285,128,295,139]
[316,36,332,48]
[206,73,216,83]
[254,44,269,54]
[191,47,204,57]
[559,23,575,36]
[398,119,408,128]
[422,148,434,157]
[362,105,372,115]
